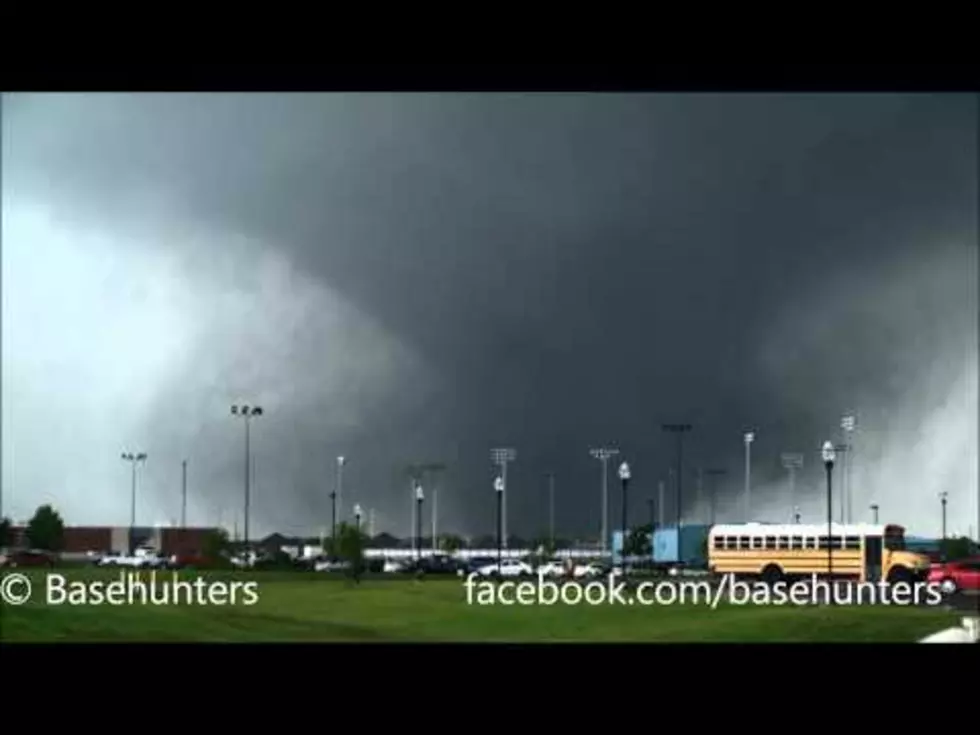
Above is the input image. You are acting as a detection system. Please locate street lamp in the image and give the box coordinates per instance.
[329,490,337,556]
[870,503,879,524]
[822,440,836,583]
[662,424,692,529]
[618,461,631,571]
[794,506,801,524]
[490,448,516,548]
[781,453,804,523]
[743,431,755,521]
[494,476,504,573]
[354,503,363,534]
[230,404,263,549]
[590,447,618,551]
[121,451,147,554]
[415,483,424,563]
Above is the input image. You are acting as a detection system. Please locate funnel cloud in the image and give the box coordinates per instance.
[2,92,976,540]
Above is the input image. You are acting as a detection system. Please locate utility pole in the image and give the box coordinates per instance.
[705,469,726,526]
[695,467,704,524]
[432,487,438,551]
[657,479,665,528]
[590,447,619,551]
[743,431,755,521]
[181,459,188,528]
[781,453,803,523]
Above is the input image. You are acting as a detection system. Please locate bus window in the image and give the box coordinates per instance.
[884,527,906,551]
[713,537,725,550]
[764,536,776,549]
[844,536,861,550]
[739,536,751,549]
[725,536,737,548]
[790,536,803,549]
[818,536,842,550]
[777,536,789,549]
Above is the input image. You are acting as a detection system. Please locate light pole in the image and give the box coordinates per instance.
[590,447,618,550]
[939,492,948,560]
[180,459,188,529]
[415,483,424,563]
[329,491,337,556]
[230,404,263,549]
[870,503,879,524]
[336,456,346,526]
[657,479,665,528]
[705,469,726,525]
[743,431,755,521]
[695,467,704,524]
[822,441,836,583]
[494,476,504,573]
[547,473,556,549]
[354,503,363,534]
[662,424,692,529]
[121,451,147,554]
[618,461,631,570]
[841,414,856,523]
[834,444,849,522]
[794,507,801,523]
[490,449,516,548]
[781,453,803,523]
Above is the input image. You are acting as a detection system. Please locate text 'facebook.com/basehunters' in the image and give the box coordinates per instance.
[0,571,260,607]
[463,572,946,608]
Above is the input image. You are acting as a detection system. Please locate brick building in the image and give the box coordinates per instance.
[7,525,219,556]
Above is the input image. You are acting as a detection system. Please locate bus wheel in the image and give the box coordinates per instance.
[887,566,910,585]
[761,565,783,586]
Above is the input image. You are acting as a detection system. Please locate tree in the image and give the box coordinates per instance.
[26,504,65,552]
[624,524,653,558]
[439,534,465,552]
[335,521,367,578]
[0,516,11,548]
[941,536,975,561]
[203,528,231,563]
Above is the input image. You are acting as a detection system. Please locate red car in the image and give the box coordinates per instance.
[4,549,56,568]
[928,557,980,594]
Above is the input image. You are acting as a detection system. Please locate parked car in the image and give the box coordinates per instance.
[475,559,534,577]
[384,558,408,573]
[402,554,466,576]
[4,549,56,568]
[573,562,604,578]
[928,557,980,595]
[536,559,570,577]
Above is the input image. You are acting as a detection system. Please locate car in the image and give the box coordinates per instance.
[573,562,604,578]
[536,559,571,577]
[475,559,534,577]
[928,557,980,595]
[383,558,408,573]
[313,557,351,572]
[4,549,56,568]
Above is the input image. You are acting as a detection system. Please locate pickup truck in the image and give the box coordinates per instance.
[98,547,169,569]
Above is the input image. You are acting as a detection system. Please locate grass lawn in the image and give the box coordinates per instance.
[0,568,961,642]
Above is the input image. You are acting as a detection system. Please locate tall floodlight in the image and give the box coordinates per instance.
[840,414,856,523]
[781,453,804,522]
[662,424,692,528]
[590,447,619,551]
[834,443,849,522]
[491,448,516,548]
[336,456,347,524]
[618,461,631,569]
[743,431,755,521]
[121,451,148,554]
[230,404,263,549]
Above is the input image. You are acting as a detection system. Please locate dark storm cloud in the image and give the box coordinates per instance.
[3,93,976,539]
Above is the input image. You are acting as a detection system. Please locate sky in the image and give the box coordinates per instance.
[2,92,977,541]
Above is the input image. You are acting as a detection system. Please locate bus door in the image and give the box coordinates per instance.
[864,535,883,583]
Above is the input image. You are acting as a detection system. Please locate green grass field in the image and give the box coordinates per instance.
[0,568,960,642]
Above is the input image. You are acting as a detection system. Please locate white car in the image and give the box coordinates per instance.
[476,559,534,577]
[536,560,570,577]
[383,559,407,573]
[573,563,603,578]
[98,547,167,569]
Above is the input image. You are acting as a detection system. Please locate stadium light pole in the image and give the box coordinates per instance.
[336,456,346,524]
[781,453,804,523]
[491,448,516,548]
[705,469,726,525]
[329,491,337,555]
[494,476,504,573]
[662,424,692,529]
[939,491,948,560]
[794,507,801,523]
[841,414,856,523]
[822,441,836,584]
[415,483,424,563]
[834,444,849,523]
[743,431,755,521]
[870,503,879,524]
[354,503,363,534]
[121,451,147,554]
[547,472,556,549]
[590,447,619,551]
[230,404,263,549]
[618,461,631,570]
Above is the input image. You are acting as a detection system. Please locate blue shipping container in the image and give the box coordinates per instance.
[653,525,710,566]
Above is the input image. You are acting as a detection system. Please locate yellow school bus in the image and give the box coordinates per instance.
[707,522,931,584]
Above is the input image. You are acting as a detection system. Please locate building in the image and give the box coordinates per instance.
[8,525,219,557]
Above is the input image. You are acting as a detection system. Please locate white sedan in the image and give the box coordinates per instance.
[536,560,570,577]
[573,563,603,578]
[475,559,534,577]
